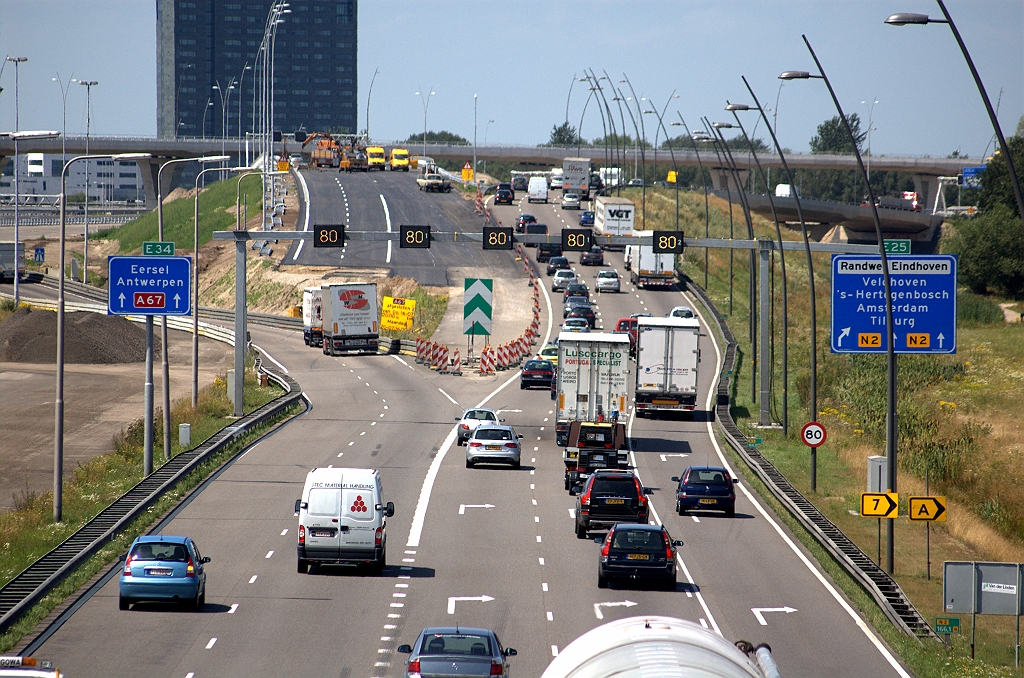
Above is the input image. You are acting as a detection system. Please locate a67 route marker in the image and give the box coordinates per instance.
[801,421,827,448]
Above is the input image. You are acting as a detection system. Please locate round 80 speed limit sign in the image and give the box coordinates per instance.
[801,421,827,448]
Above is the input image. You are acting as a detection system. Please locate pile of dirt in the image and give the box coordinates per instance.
[0,307,155,364]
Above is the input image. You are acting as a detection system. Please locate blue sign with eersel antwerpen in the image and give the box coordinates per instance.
[831,254,957,354]
[107,256,192,316]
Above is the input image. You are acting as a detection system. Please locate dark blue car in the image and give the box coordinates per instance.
[579,210,595,226]
[119,535,210,610]
[672,466,738,517]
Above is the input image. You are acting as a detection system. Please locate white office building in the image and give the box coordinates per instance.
[1,153,144,203]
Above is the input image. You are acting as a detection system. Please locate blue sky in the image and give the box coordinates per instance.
[1,0,1021,160]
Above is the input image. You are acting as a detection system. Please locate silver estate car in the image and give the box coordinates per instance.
[398,627,517,678]
[455,408,502,446]
[466,424,523,469]
[596,269,621,293]
[551,268,577,292]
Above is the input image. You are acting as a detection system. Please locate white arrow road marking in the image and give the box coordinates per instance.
[447,595,494,614]
[594,600,637,620]
[838,327,850,346]
[458,503,495,514]
[660,453,688,462]
[751,606,798,625]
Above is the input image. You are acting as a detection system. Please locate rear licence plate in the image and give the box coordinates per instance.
[486,445,502,450]
[627,553,650,560]
[699,499,717,505]
[605,498,625,505]
[592,454,604,461]
[146,568,173,576]
[311,530,334,538]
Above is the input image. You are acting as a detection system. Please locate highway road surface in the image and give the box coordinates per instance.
[25,185,911,677]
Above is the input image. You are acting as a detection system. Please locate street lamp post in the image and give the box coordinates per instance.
[213,79,237,160]
[727,102,790,435]
[415,87,435,159]
[473,93,478,182]
[366,67,379,140]
[595,72,623,192]
[51,73,76,191]
[9,131,59,306]
[79,80,98,283]
[782,34,899,571]
[7,56,27,304]
[621,76,647,224]
[484,119,494,175]
[55,151,149,521]
[672,115,711,288]
[861,98,879,182]
[237,63,252,161]
[697,122,735,315]
[886,3,1024,222]
[202,98,213,139]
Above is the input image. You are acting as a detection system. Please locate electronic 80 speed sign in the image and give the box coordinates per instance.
[652,230,684,254]
[314,224,345,248]
[400,224,431,248]
[561,228,592,252]
[483,226,513,250]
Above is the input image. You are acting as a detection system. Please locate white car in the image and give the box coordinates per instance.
[551,269,577,292]
[455,408,503,446]
[596,269,621,293]
[669,305,695,319]
[562,317,590,333]
[561,193,581,210]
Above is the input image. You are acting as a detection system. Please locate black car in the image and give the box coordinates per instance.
[572,470,650,538]
[672,466,738,517]
[580,246,604,266]
[512,176,528,192]
[497,181,514,198]
[520,359,554,389]
[536,243,562,262]
[562,282,589,302]
[515,213,537,234]
[495,189,514,205]
[546,256,570,276]
[523,223,548,248]
[596,523,682,590]
[566,303,596,328]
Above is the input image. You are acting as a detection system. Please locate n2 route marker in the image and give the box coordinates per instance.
[447,595,494,614]
[107,256,192,316]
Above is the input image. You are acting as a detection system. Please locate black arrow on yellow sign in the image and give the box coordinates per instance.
[908,496,947,522]
[860,492,898,518]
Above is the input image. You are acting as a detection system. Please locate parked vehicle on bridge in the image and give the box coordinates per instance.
[295,467,394,575]
[634,316,700,418]
[302,286,324,347]
[672,465,738,516]
[118,535,211,610]
[554,332,630,446]
[321,282,379,355]
[397,627,517,678]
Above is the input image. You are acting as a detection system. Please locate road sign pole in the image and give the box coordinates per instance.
[926,468,931,581]
[234,233,246,417]
[758,241,771,426]
[144,316,154,476]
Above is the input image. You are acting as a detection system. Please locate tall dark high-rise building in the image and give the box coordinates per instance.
[156,0,357,139]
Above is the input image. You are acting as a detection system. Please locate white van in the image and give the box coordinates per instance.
[295,467,394,574]
[528,176,549,204]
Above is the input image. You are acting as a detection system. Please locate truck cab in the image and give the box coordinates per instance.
[563,421,629,491]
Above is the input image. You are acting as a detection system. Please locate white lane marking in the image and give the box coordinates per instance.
[228,604,238,614]
[392,593,406,598]
[402,558,415,563]
[568,509,576,519]
[291,169,311,260]
[700,618,709,629]
[392,354,415,370]
[539,557,545,565]
[388,613,402,618]
[546,611,554,621]
[252,344,289,374]
[406,370,522,547]
[542,582,548,592]
[405,550,416,554]
[338,452,344,457]
[372,421,377,426]
[205,638,217,649]
[534,516,540,523]
[381,636,392,641]
[684,291,912,677]
[248,575,257,584]
[186,673,195,678]
[530,484,535,490]
[532,499,537,505]
[384,624,397,629]
[360,432,366,436]
[390,603,404,608]
[280,529,288,536]
[530,469,535,476]
[551,645,559,657]
[536,535,542,542]
[395,583,409,588]
[660,453,688,461]
[380,194,393,263]
[692,516,701,523]
[265,550,274,558]
[348,442,354,446]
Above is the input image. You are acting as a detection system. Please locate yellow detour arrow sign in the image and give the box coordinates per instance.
[860,492,899,518]
[380,296,416,331]
[908,496,947,522]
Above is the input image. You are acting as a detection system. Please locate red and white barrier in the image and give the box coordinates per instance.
[451,348,462,376]
[437,344,449,372]
[430,342,440,370]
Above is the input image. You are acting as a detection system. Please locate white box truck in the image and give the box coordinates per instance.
[634,316,700,417]
[321,282,379,355]
[562,157,591,200]
[593,196,634,250]
[554,331,631,446]
[0,242,26,283]
[302,286,324,347]
[624,233,675,288]
[528,176,549,203]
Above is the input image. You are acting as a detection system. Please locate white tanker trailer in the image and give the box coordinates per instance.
[541,616,782,678]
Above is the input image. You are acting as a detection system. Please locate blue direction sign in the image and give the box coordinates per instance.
[960,166,985,188]
[831,254,957,354]
[107,256,192,316]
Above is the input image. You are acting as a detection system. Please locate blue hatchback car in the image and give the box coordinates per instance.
[119,535,210,610]
[579,210,595,226]
[672,466,738,517]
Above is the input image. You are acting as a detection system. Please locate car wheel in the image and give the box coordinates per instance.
[664,574,677,591]
[598,573,608,589]
[198,588,206,608]
[119,595,131,611]
[677,503,686,516]
[725,506,736,518]
[564,475,571,491]
[512,460,521,470]
[297,558,309,573]
[520,382,527,390]
[466,459,474,468]
[575,521,587,539]
[188,589,201,611]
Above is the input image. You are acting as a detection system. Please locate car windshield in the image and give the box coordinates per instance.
[550,257,568,265]
[555,270,574,278]
[475,428,513,441]
[672,307,694,318]
[526,225,548,234]
[525,361,551,370]
[591,477,636,496]
[131,541,189,562]
[611,529,665,552]
[686,469,729,485]
[419,633,493,656]
[599,271,618,279]
[565,319,587,327]
[465,410,496,421]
